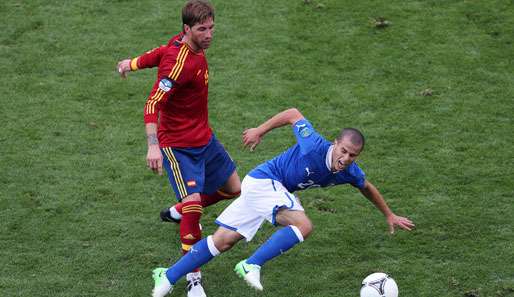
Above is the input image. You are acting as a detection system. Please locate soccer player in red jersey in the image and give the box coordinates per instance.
[117,1,240,297]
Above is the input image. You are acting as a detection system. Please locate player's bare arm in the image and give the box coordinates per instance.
[243,108,305,151]
[145,123,163,175]
[359,180,415,233]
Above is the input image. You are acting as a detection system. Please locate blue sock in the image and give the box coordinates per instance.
[165,236,219,284]
[246,225,303,266]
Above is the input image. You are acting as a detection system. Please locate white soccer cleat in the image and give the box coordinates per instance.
[152,268,173,297]
[234,260,263,291]
[186,271,207,297]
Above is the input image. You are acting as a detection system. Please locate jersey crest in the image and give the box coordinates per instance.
[296,123,313,138]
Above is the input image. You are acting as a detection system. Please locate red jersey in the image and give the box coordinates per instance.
[131,34,212,148]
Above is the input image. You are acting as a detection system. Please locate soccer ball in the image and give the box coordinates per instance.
[360,272,398,297]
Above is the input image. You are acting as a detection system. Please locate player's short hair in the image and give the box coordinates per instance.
[337,128,365,151]
[182,0,215,28]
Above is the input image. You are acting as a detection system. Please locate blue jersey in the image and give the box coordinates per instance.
[248,119,366,193]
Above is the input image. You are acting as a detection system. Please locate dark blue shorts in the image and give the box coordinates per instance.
[161,134,236,201]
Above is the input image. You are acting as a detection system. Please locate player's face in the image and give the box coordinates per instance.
[185,18,215,51]
[331,136,361,172]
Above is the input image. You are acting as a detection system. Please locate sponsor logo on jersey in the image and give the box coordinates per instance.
[305,167,314,176]
[158,78,173,92]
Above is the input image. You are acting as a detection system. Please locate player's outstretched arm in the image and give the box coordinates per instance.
[359,180,415,234]
[117,45,168,78]
[243,108,305,151]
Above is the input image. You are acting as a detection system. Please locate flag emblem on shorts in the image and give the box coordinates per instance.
[187,180,197,187]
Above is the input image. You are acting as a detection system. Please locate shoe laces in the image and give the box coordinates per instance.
[186,276,202,291]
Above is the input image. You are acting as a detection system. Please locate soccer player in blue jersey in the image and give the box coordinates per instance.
[151,108,415,297]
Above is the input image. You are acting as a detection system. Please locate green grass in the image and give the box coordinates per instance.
[1,0,513,296]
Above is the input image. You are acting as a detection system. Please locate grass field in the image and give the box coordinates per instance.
[1,0,513,296]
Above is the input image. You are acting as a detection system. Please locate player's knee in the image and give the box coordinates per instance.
[295,219,313,239]
[212,229,242,252]
[214,238,237,252]
[182,193,202,203]
[217,189,240,200]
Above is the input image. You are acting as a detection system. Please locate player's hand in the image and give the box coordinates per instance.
[386,214,415,234]
[146,145,163,175]
[242,128,262,151]
[117,59,132,78]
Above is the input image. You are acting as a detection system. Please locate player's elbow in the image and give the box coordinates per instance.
[285,108,304,124]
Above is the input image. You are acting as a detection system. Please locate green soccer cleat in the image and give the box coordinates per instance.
[152,268,173,297]
[234,260,263,291]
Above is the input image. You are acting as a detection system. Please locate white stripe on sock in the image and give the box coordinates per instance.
[289,225,304,242]
[206,235,221,256]
[170,206,182,220]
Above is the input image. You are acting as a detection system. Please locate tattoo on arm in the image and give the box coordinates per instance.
[147,134,159,145]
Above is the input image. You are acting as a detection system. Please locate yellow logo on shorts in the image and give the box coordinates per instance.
[187,180,197,187]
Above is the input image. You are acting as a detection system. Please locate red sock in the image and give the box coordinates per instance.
[180,201,202,254]
[200,189,240,207]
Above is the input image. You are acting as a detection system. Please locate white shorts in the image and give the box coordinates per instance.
[215,175,304,241]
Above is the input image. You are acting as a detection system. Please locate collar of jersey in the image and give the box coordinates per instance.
[181,41,205,56]
[325,145,333,171]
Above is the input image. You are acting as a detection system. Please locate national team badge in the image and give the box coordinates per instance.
[158,78,173,92]
[187,180,197,187]
[297,124,313,138]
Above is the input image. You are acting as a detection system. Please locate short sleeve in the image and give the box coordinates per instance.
[291,119,325,155]
[347,162,366,189]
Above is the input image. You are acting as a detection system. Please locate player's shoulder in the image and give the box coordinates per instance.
[167,32,184,45]
[159,42,193,67]
[346,162,365,177]
[162,41,184,55]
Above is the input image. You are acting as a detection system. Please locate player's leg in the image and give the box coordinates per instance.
[201,170,240,207]
[153,186,258,297]
[247,209,312,265]
[179,195,205,297]
[202,134,241,206]
[160,136,240,223]
[160,147,206,297]
[152,227,244,297]
[161,147,205,253]
[160,172,240,222]
[235,180,306,291]
[235,210,310,291]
